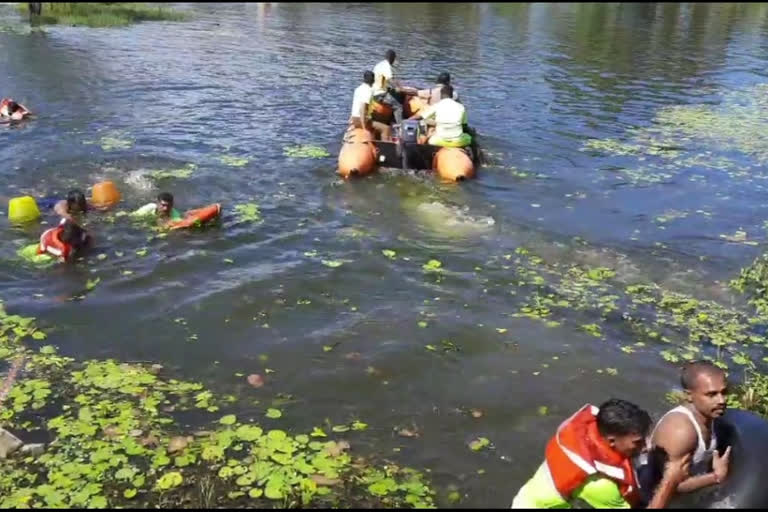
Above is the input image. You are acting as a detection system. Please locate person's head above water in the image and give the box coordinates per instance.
[385,49,396,65]
[436,72,451,85]
[440,85,454,100]
[59,220,88,250]
[363,70,374,86]
[157,192,174,217]
[681,360,728,420]
[6,100,20,113]
[596,398,652,458]
[66,189,87,213]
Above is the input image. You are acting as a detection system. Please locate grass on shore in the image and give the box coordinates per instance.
[19,3,186,28]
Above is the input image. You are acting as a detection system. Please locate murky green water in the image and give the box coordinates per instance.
[2,2,768,507]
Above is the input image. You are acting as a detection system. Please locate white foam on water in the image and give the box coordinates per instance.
[412,201,496,236]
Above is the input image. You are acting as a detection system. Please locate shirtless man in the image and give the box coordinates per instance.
[649,361,731,497]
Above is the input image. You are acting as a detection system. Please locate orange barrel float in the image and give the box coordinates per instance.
[337,128,377,179]
[91,180,121,209]
[433,147,475,182]
[168,203,222,230]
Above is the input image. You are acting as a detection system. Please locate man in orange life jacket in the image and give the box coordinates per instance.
[512,398,691,509]
[37,219,91,262]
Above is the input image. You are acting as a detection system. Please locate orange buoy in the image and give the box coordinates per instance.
[91,180,121,208]
[168,203,221,230]
[338,128,377,178]
[433,147,475,182]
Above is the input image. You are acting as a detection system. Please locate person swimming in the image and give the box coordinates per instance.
[37,219,91,262]
[131,192,183,226]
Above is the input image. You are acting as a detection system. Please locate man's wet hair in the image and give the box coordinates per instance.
[363,70,374,85]
[60,220,88,249]
[66,189,87,212]
[385,49,396,63]
[437,72,451,85]
[681,360,726,391]
[596,398,652,437]
[157,192,174,204]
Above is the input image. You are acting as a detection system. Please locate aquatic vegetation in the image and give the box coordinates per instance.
[97,132,133,151]
[233,203,262,224]
[19,3,187,28]
[16,244,56,267]
[219,155,250,167]
[582,83,768,186]
[730,252,768,315]
[150,164,197,180]
[283,145,330,159]
[0,301,435,508]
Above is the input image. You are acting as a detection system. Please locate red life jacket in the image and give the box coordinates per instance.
[37,226,72,261]
[544,404,641,506]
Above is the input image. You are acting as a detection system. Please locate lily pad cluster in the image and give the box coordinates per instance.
[0,301,435,508]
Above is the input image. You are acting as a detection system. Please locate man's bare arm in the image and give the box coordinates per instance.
[653,413,717,493]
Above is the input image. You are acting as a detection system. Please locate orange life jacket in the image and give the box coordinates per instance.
[37,226,72,261]
[544,404,641,506]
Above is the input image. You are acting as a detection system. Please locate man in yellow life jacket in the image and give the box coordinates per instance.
[512,399,692,509]
[408,85,471,148]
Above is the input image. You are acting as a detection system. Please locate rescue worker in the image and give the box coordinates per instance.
[408,85,472,147]
[511,398,691,509]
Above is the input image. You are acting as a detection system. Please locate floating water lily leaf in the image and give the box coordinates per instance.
[382,249,397,259]
[155,471,183,490]
[469,437,491,451]
[85,277,101,290]
[266,408,282,419]
[219,414,237,425]
[310,427,327,437]
[422,259,443,271]
[123,488,137,499]
[322,260,343,268]
[248,488,263,498]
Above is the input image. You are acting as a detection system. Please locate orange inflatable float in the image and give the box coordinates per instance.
[168,203,221,230]
[91,180,121,208]
[433,147,475,182]
[337,128,378,178]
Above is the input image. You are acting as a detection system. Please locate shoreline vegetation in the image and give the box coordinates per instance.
[18,3,187,28]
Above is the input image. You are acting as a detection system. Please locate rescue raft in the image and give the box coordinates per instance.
[337,94,481,182]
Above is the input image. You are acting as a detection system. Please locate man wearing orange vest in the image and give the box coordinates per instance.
[512,399,691,508]
[37,219,90,262]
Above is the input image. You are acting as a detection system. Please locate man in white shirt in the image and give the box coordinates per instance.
[408,85,472,148]
[348,70,391,141]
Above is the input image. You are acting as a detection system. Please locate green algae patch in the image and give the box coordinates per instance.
[0,300,435,509]
[150,164,197,180]
[219,155,250,167]
[283,145,330,159]
[233,203,262,224]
